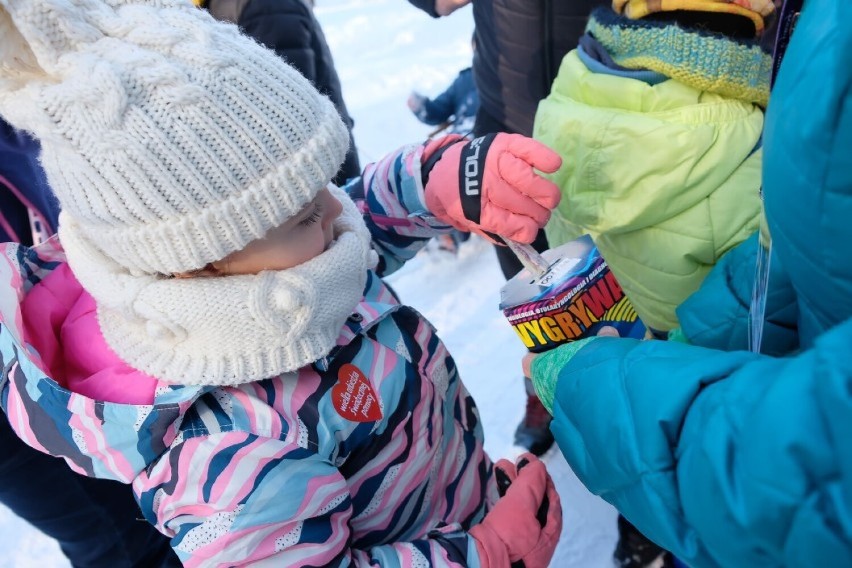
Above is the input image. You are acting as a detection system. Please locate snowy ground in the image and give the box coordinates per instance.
[0,0,618,565]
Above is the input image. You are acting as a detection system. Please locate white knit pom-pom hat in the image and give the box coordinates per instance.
[0,0,349,275]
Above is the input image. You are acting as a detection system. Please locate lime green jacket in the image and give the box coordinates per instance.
[534,51,763,330]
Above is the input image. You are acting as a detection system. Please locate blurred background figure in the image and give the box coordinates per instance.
[407,36,479,254]
[195,0,362,186]
[407,34,479,138]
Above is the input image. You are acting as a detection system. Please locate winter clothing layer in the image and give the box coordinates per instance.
[613,0,775,35]
[406,0,605,137]
[0,0,350,277]
[534,32,763,331]
[0,144,494,567]
[0,120,179,568]
[586,9,772,106]
[20,263,160,404]
[411,67,479,136]
[675,232,799,355]
[530,1,852,566]
[0,412,181,567]
[205,0,362,185]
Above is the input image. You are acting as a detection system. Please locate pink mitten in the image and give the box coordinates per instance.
[470,453,562,568]
[422,133,562,244]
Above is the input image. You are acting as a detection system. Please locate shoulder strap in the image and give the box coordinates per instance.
[206,0,252,24]
[0,173,53,245]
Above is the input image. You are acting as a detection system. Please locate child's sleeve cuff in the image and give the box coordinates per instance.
[530,336,597,415]
[667,327,690,344]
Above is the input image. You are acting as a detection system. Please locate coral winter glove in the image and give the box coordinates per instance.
[470,453,562,568]
[422,133,562,243]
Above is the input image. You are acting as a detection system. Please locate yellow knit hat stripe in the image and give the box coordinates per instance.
[612,0,775,35]
[617,56,769,105]
[587,10,772,106]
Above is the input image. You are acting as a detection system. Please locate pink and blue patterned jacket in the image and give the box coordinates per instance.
[0,144,496,567]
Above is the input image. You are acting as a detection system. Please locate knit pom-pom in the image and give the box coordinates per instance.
[368,250,379,269]
[0,6,44,83]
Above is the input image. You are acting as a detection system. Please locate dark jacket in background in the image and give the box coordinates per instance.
[408,0,604,137]
[0,119,59,244]
[471,0,604,136]
[207,0,361,186]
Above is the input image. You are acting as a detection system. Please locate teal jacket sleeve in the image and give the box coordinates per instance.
[676,233,799,356]
[532,319,852,568]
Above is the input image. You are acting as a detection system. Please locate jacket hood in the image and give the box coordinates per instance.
[537,50,764,237]
[0,240,210,482]
[534,49,763,330]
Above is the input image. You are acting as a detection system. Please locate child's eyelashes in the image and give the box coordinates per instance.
[298,203,323,227]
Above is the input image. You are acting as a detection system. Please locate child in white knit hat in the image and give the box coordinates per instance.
[0,1,563,566]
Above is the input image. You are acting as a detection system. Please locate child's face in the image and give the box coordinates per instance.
[211,187,343,275]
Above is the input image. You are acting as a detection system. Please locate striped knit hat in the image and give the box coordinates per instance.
[0,0,349,276]
[613,0,776,35]
[588,7,773,105]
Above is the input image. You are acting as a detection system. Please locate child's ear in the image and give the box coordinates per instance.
[173,263,222,279]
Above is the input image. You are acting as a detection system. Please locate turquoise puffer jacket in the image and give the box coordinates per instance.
[531,1,852,566]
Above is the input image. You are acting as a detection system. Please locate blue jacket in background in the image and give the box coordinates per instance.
[531,0,852,566]
[0,119,60,244]
[411,68,479,135]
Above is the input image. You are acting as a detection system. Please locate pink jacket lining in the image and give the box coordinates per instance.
[21,263,160,405]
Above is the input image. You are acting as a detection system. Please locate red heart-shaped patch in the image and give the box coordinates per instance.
[332,363,383,422]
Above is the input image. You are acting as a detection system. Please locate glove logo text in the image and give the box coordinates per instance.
[463,136,485,197]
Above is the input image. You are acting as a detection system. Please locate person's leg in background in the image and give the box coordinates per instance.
[614,515,675,568]
[0,413,180,567]
[515,368,556,456]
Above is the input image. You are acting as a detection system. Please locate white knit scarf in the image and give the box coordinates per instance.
[60,186,377,386]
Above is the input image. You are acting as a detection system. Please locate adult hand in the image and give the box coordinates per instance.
[435,0,471,16]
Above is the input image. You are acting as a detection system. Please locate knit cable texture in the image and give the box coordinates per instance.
[0,0,349,275]
[61,186,376,386]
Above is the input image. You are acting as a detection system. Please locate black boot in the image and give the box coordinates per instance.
[613,515,675,568]
[513,379,555,457]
